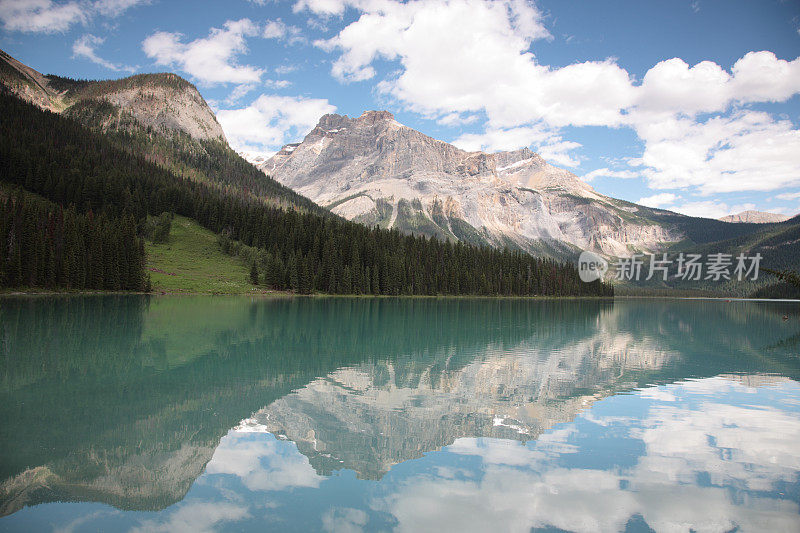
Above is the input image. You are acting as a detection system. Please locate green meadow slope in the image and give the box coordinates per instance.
[146,216,270,294]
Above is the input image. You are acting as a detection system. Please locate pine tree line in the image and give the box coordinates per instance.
[0,90,612,297]
[0,189,146,290]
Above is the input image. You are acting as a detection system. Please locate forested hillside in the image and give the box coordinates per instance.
[0,186,145,291]
[0,90,612,297]
[62,95,331,217]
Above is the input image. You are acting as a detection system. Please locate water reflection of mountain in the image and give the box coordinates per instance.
[0,297,798,516]
[240,300,800,479]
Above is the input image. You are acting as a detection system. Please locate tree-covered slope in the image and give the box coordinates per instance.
[0,90,610,296]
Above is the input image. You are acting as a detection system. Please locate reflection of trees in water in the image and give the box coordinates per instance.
[0,297,797,516]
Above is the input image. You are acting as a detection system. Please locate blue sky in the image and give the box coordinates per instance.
[2,0,800,218]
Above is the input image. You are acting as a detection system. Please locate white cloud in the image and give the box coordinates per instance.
[538,140,582,167]
[583,168,640,182]
[264,79,292,89]
[0,0,147,33]
[0,0,85,33]
[262,18,287,38]
[637,111,800,193]
[294,0,351,17]
[776,191,800,201]
[437,112,478,127]
[452,126,553,153]
[225,83,257,105]
[452,126,581,167]
[263,18,305,44]
[72,34,134,72]
[664,200,732,218]
[216,93,336,153]
[142,19,264,85]
[92,0,148,17]
[637,193,679,208]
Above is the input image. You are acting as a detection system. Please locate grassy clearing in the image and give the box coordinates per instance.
[145,215,273,294]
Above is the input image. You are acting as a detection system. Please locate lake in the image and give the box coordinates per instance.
[0,296,799,532]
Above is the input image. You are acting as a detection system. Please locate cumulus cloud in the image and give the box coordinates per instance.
[142,19,265,86]
[294,0,352,17]
[776,191,800,201]
[216,93,336,153]
[452,126,553,153]
[0,0,85,33]
[263,18,305,44]
[0,0,146,33]
[72,34,135,72]
[264,79,292,88]
[305,0,800,194]
[636,111,800,193]
[452,126,581,167]
[92,0,148,17]
[643,198,761,218]
[637,193,678,208]
[583,168,641,182]
[224,83,257,105]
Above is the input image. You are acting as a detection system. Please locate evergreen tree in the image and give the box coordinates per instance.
[249,260,259,285]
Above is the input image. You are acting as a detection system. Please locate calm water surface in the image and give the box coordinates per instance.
[0,296,799,532]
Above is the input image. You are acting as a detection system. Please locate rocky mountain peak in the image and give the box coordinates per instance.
[258,111,683,257]
[358,109,396,124]
[719,210,789,224]
[0,49,225,142]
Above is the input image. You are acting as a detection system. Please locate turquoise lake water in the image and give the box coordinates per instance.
[0,296,799,532]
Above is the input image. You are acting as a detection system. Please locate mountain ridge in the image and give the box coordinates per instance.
[259,110,689,257]
[0,48,225,142]
[719,210,790,224]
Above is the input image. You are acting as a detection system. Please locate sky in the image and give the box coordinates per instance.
[1,0,800,219]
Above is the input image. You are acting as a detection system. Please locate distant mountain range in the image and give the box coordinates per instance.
[719,210,790,224]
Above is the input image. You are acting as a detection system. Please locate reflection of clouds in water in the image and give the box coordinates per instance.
[374,378,800,533]
[374,442,637,533]
[53,510,120,533]
[205,432,323,492]
[322,507,369,533]
[630,378,800,532]
[638,387,676,402]
[71,377,797,533]
[129,501,249,533]
[638,403,800,489]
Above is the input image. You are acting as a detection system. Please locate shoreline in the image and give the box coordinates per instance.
[1,289,799,302]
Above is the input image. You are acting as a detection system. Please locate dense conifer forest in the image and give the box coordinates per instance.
[0,90,612,296]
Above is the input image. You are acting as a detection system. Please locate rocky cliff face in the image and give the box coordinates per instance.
[0,49,225,142]
[719,210,789,224]
[259,111,682,257]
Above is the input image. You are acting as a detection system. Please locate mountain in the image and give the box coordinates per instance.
[1,82,609,297]
[0,48,331,219]
[1,49,224,142]
[258,111,766,258]
[719,210,790,224]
